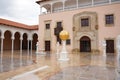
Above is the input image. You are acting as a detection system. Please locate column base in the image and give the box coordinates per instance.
[58,52,69,61]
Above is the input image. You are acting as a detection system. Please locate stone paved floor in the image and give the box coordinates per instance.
[0,51,119,80]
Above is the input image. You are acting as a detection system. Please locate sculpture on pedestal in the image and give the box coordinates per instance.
[102,40,106,56]
[58,30,69,61]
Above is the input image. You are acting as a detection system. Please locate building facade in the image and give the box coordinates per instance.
[0,18,38,53]
[36,0,120,54]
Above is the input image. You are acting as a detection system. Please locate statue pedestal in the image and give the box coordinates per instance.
[58,40,69,61]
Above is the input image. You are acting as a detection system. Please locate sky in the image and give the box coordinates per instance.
[0,0,40,25]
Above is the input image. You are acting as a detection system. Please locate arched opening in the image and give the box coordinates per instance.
[14,32,20,50]
[32,33,38,50]
[65,0,76,10]
[4,30,12,50]
[22,33,28,50]
[80,36,91,52]
[42,4,51,13]
[53,2,63,12]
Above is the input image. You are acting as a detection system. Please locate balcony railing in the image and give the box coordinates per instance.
[40,0,120,15]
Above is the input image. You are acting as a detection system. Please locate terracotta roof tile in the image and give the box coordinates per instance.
[0,18,38,30]
[36,0,50,4]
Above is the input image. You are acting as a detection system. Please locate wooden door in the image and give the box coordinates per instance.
[45,41,51,51]
[106,40,114,53]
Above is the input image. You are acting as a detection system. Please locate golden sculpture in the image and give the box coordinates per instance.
[59,30,69,40]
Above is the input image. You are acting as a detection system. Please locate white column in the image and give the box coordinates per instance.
[40,6,42,14]
[92,0,94,6]
[76,0,78,8]
[109,0,111,4]
[0,36,4,55]
[0,36,4,72]
[11,37,14,54]
[27,39,30,63]
[51,3,53,13]
[63,1,65,11]
[0,36,4,65]
[102,40,106,56]
[11,36,14,70]
[30,40,33,60]
[20,37,23,66]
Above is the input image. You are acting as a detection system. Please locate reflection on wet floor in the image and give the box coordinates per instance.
[0,51,36,73]
[0,51,120,80]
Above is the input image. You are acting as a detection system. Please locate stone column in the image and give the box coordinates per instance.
[102,40,106,56]
[0,34,4,72]
[20,36,23,66]
[27,39,30,63]
[51,3,53,13]
[92,0,94,6]
[109,0,111,4]
[30,40,33,60]
[63,1,65,11]
[11,36,14,54]
[0,35,4,55]
[40,6,42,14]
[11,36,14,70]
[76,0,78,8]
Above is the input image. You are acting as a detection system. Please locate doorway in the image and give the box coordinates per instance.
[106,40,114,53]
[45,41,51,51]
[80,36,91,52]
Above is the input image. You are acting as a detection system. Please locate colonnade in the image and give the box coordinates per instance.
[0,27,38,71]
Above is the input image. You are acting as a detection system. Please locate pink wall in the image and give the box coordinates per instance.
[39,3,120,52]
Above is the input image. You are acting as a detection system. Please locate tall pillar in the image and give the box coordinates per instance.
[30,40,33,60]
[109,0,111,4]
[51,3,52,13]
[63,1,65,11]
[0,35,4,65]
[40,6,42,14]
[27,39,30,62]
[92,0,94,6]
[11,36,15,54]
[20,36,23,66]
[76,0,78,8]
[11,36,14,70]
[0,35,4,55]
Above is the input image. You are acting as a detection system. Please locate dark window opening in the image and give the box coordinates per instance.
[66,39,71,45]
[81,18,89,27]
[105,14,114,25]
[57,22,62,27]
[46,24,50,29]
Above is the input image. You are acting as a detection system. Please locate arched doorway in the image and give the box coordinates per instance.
[80,36,91,52]
[32,33,38,50]
[14,32,20,50]
[4,30,12,50]
[22,33,28,50]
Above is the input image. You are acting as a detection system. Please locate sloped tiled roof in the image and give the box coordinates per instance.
[0,18,38,30]
[36,0,50,4]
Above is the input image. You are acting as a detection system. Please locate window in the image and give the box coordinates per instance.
[66,39,71,45]
[105,14,114,25]
[46,24,50,29]
[81,18,89,27]
[57,22,62,27]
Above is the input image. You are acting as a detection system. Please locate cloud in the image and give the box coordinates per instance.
[0,0,39,25]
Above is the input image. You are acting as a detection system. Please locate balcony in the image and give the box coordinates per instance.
[39,0,120,15]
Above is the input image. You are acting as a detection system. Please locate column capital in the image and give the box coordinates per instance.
[11,37,15,40]
[1,36,4,39]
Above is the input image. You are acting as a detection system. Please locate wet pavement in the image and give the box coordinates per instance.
[0,51,120,80]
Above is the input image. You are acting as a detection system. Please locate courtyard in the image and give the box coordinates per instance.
[0,51,119,80]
